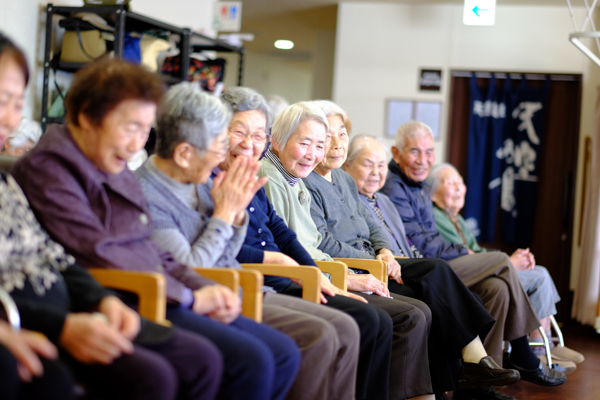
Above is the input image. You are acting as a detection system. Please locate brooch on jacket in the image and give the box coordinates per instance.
[298,190,307,205]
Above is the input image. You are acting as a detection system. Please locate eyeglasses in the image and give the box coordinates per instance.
[189,138,230,158]
[228,128,269,145]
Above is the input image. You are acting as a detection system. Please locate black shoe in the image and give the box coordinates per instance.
[505,360,566,386]
[435,392,450,400]
[453,385,517,400]
[459,356,521,388]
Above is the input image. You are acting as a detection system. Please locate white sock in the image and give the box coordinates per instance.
[462,336,488,363]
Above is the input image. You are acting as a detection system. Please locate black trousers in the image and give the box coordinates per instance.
[281,284,392,400]
[389,258,496,393]
[0,344,74,400]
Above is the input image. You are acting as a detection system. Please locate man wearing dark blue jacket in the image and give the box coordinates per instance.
[380,121,567,391]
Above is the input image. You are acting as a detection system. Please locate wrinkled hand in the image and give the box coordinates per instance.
[347,274,390,297]
[193,285,241,324]
[97,295,140,340]
[376,250,403,284]
[510,248,535,271]
[0,322,57,382]
[212,156,269,225]
[60,313,134,364]
[263,251,300,266]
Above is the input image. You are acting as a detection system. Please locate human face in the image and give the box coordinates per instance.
[274,119,327,178]
[393,132,435,182]
[431,167,466,216]
[0,55,26,147]
[345,142,388,198]
[76,99,156,174]
[188,128,230,184]
[220,109,268,171]
[316,114,349,175]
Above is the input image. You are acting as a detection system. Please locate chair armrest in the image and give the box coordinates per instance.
[315,261,348,291]
[192,268,240,294]
[238,270,263,323]
[88,268,170,326]
[241,264,322,304]
[333,258,388,285]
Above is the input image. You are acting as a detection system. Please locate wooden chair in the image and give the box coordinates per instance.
[241,264,322,304]
[315,260,348,291]
[89,268,170,326]
[194,267,264,323]
[333,258,388,285]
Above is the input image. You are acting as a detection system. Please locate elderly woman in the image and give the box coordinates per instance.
[12,58,301,400]
[217,87,404,400]
[379,120,566,387]
[257,100,438,400]
[135,83,360,400]
[428,163,583,367]
[0,34,223,400]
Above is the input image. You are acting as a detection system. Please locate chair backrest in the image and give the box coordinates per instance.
[0,154,19,173]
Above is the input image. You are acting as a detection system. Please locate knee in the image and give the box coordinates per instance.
[332,312,360,350]
[478,277,510,302]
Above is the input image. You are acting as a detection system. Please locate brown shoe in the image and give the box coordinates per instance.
[459,356,521,388]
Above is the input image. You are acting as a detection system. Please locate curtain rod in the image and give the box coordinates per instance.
[451,70,579,81]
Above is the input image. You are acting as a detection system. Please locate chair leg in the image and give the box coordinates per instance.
[550,315,565,347]
[539,327,554,368]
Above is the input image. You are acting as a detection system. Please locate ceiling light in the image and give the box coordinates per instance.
[274,40,294,50]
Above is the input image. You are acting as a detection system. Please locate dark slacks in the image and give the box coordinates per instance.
[447,252,541,364]
[389,258,496,393]
[66,328,222,400]
[352,290,433,400]
[281,283,392,400]
[167,306,300,400]
[0,344,74,400]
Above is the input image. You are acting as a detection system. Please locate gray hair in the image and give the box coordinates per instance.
[426,163,461,194]
[221,86,273,131]
[346,134,382,164]
[395,120,433,152]
[265,94,289,118]
[155,82,232,159]
[312,100,352,133]
[271,101,329,150]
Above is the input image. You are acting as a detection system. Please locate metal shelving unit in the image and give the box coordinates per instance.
[41,3,244,132]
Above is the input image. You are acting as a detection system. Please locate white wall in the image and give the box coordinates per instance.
[242,52,312,103]
[333,3,596,288]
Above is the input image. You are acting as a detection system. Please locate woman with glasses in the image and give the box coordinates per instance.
[135,83,361,400]
[12,60,301,400]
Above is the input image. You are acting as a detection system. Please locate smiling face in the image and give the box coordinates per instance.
[345,140,388,198]
[220,109,268,171]
[392,131,435,183]
[316,114,349,175]
[274,118,327,178]
[74,99,156,174]
[431,167,466,216]
[187,128,230,184]
[0,55,26,147]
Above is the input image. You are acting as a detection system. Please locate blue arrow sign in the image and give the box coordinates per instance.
[472,5,488,17]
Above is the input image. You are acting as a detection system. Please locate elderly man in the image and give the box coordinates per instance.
[379,121,566,388]
[427,163,583,370]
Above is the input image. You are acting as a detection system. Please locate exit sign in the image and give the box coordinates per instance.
[463,0,496,26]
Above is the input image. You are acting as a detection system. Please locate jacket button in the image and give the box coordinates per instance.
[140,213,149,224]
[258,228,262,233]
[249,207,255,212]
[260,241,266,246]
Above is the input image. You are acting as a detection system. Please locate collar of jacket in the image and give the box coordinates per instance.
[387,160,424,188]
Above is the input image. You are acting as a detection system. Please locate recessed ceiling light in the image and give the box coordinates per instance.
[274,40,294,50]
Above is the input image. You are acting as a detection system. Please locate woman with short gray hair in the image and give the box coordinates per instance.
[270,101,329,151]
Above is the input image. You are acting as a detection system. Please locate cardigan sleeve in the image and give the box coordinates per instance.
[307,183,373,260]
